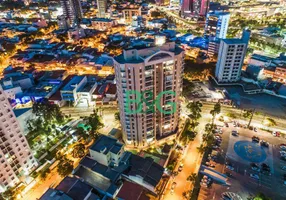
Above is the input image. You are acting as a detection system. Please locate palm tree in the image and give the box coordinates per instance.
[187,173,197,184]
[197,144,205,154]
[210,102,221,125]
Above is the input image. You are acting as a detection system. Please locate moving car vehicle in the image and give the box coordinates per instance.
[231,130,239,136]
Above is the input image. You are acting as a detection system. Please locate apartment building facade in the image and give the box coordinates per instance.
[0,86,37,191]
[114,40,184,147]
[215,29,251,82]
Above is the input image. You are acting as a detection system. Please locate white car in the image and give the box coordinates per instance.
[226,165,234,171]
[250,173,259,180]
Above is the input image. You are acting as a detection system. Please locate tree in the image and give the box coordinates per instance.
[57,157,74,177]
[84,109,103,140]
[1,187,16,200]
[210,103,221,125]
[197,144,206,154]
[187,173,197,184]
[114,112,120,122]
[39,168,51,181]
[265,117,277,127]
[76,127,88,140]
[248,192,271,200]
[72,143,85,158]
[187,101,202,131]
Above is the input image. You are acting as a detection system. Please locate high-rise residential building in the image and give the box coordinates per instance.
[113,38,184,148]
[97,0,107,18]
[205,11,230,40]
[181,0,210,17]
[205,11,230,57]
[215,29,251,82]
[0,86,38,191]
[60,0,83,27]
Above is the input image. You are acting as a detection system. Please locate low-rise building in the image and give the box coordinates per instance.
[91,18,117,31]
[89,135,124,167]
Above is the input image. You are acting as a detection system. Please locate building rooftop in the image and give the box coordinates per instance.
[125,154,164,187]
[39,189,72,200]
[13,108,31,117]
[106,84,116,95]
[90,135,123,155]
[223,38,245,44]
[117,181,149,200]
[55,176,93,200]
[62,76,85,92]
[91,18,113,22]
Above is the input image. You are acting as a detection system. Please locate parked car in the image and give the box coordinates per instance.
[251,163,260,172]
[284,174,286,185]
[226,165,234,171]
[280,144,286,150]
[261,163,271,174]
[232,130,239,136]
[260,140,269,147]
[178,163,183,172]
[225,122,229,127]
[281,166,286,171]
[252,136,260,143]
[254,127,258,132]
[281,156,286,161]
[171,182,177,193]
[250,173,260,180]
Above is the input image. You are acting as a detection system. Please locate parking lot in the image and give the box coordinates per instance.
[198,121,286,200]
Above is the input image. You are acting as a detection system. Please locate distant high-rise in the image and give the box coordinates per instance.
[0,86,37,191]
[181,0,210,17]
[60,0,83,27]
[97,0,107,18]
[205,11,230,40]
[215,29,251,82]
[156,0,170,6]
[113,39,184,148]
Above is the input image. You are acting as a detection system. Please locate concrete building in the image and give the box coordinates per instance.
[121,6,142,23]
[57,15,70,30]
[97,0,107,18]
[60,76,87,105]
[215,29,251,82]
[205,11,230,57]
[0,86,37,191]
[60,0,83,27]
[113,40,184,147]
[91,18,117,31]
[89,135,125,167]
[181,0,210,17]
[205,11,230,40]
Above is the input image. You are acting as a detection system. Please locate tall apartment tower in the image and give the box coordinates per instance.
[97,0,107,18]
[60,0,83,27]
[181,0,210,17]
[205,11,230,40]
[215,29,251,82]
[113,39,184,148]
[0,86,37,191]
[205,11,230,57]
